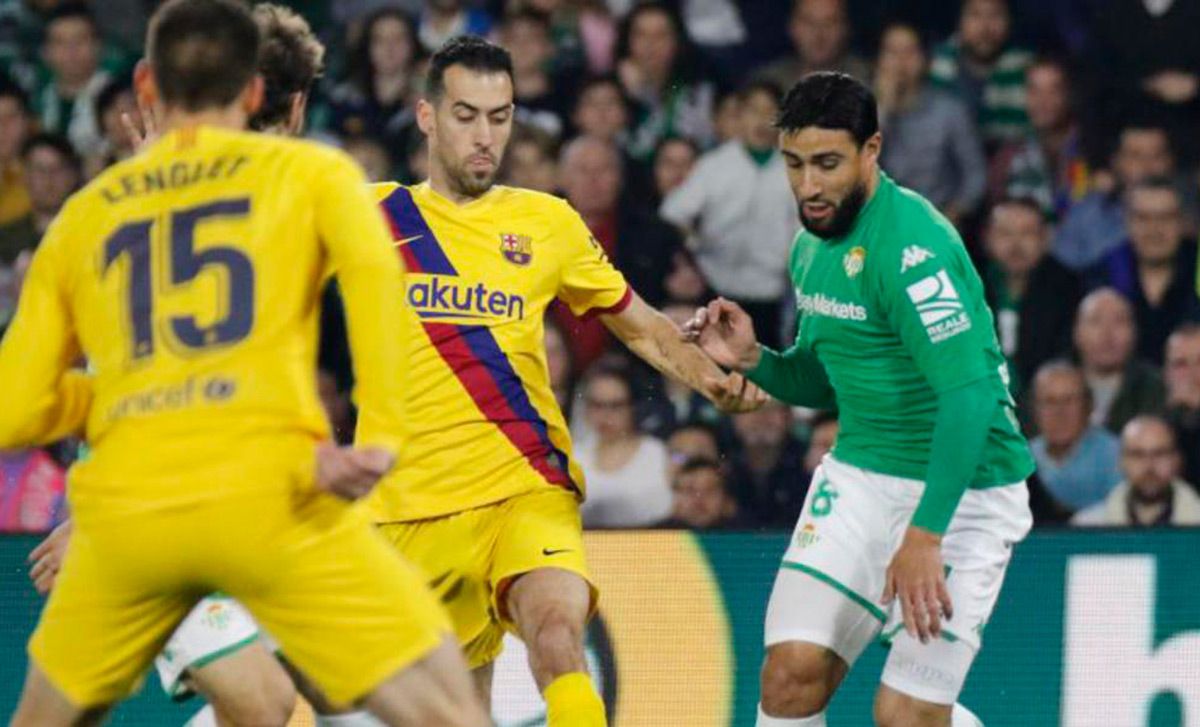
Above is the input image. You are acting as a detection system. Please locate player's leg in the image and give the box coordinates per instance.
[470,660,495,712]
[9,666,109,727]
[491,489,605,727]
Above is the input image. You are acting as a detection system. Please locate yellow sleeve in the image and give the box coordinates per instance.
[0,217,89,447]
[313,153,406,454]
[554,202,631,318]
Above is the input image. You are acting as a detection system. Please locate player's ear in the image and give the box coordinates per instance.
[860,131,882,169]
[416,97,435,137]
[241,74,265,118]
[133,59,158,111]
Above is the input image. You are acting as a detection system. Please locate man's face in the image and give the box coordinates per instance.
[986,204,1047,277]
[583,375,635,441]
[1033,370,1090,449]
[505,139,557,194]
[420,66,514,198]
[733,402,791,449]
[503,19,551,76]
[369,16,415,77]
[877,25,925,90]
[25,146,78,215]
[1126,187,1182,266]
[666,427,720,475]
[1165,333,1200,409]
[1113,129,1172,187]
[781,126,878,239]
[559,140,621,217]
[653,139,696,197]
[1074,292,1135,372]
[0,97,30,163]
[741,89,780,149]
[791,0,847,68]
[628,9,677,77]
[1025,64,1069,132]
[1121,420,1179,500]
[959,0,1009,63]
[671,468,730,528]
[573,83,628,141]
[44,16,99,85]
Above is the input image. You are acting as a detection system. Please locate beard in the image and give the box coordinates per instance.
[437,145,499,199]
[800,182,868,240]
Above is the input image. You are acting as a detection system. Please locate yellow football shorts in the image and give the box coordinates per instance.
[30,473,450,707]
[378,487,597,668]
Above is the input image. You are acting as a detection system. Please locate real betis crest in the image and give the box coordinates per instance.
[843,246,866,278]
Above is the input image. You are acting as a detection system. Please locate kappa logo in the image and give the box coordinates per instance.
[905,270,972,342]
[900,245,935,273]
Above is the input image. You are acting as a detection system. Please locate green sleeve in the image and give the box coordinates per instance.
[911,378,995,533]
[746,343,836,409]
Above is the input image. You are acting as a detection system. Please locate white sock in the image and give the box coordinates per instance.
[182,705,217,727]
[757,704,826,726]
[952,703,984,726]
[315,711,386,726]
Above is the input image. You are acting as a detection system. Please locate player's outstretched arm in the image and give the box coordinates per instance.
[601,293,766,413]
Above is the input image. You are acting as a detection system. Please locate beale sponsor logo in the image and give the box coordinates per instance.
[407,274,526,322]
[796,291,868,321]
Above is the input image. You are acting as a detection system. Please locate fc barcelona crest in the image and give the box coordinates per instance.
[500,233,533,266]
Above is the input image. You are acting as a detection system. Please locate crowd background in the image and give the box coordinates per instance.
[0,0,1198,534]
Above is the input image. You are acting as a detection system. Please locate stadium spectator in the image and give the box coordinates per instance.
[801,410,839,479]
[0,133,80,265]
[553,134,683,370]
[929,0,1032,149]
[665,421,722,477]
[727,400,808,529]
[501,9,571,139]
[711,86,741,144]
[657,457,750,530]
[754,0,869,91]
[507,0,613,76]
[651,135,697,206]
[1086,179,1200,366]
[0,79,32,227]
[501,123,558,193]
[326,7,421,150]
[342,134,393,183]
[1072,288,1166,433]
[660,80,795,348]
[578,362,673,528]
[989,56,1089,220]
[616,1,715,160]
[875,21,986,225]
[83,79,138,178]
[34,3,111,157]
[1029,360,1122,513]
[1164,324,1200,489]
[983,197,1082,391]
[1052,124,1173,271]
[417,0,491,54]
[569,73,630,144]
[1072,415,1200,527]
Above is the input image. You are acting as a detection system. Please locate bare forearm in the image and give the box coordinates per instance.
[626,316,725,399]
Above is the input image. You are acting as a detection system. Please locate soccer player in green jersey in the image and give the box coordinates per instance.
[686,72,1035,727]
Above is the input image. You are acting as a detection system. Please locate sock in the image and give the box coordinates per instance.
[544,671,606,727]
[756,705,826,726]
[315,712,386,726]
[182,705,217,727]
[952,703,984,726]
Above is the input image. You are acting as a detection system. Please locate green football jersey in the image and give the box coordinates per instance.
[788,173,1033,487]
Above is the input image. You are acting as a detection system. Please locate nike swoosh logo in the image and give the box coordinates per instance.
[394,234,423,247]
[542,548,573,556]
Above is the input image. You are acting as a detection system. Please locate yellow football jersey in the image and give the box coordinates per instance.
[0,126,405,517]
[362,182,630,522]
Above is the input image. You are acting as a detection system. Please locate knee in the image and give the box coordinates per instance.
[209,669,296,727]
[873,688,950,727]
[522,607,584,661]
[760,644,840,717]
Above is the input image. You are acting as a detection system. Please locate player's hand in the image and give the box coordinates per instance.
[120,92,160,152]
[706,372,768,413]
[314,442,395,501]
[28,519,72,596]
[882,526,953,644]
[681,298,762,372]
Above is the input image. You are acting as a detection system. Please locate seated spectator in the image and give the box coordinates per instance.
[657,457,751,530]
[0,133,81,266]
[802,410,839,480]
[666,422,722,477]
[989,56,1089,221]
[727,400,808,529]
[876,21,986,226]
[343,134,393,183]
[650,136,697,208]
[501,9,572,140]
[929,0,1032,150]
[35,3,112,157]
[754,0,870,90]
[1029,360,1122,512]
[1072,289,1165,433]
[983,197,1082,391]
[501,124,558,194]
[0,80,32,226]
[616,2,715,160]
[1072,415,1200,527]
[84,79,139,178]
[660,80,796,348]
[1164,324,1200,488]
[418,0,491,54]
[578,362,672,528]
[1053,124,1173,271]
[569,74,631,146]
[1085,179,1200,365]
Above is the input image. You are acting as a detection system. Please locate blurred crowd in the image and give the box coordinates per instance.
[0,0,1198,533]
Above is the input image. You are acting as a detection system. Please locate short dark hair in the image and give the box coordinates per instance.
[0,76,30,113]
[45,2,99,35]
[21,132,82,173]
[425,35,513,102]
[676,456,724,481]
[147,0,261,113]
[777,72,878,146]
[251,3,325,131]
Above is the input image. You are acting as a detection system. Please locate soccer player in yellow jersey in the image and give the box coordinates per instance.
[0,2,487,726]
[362,36,764,727]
